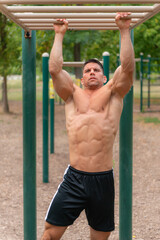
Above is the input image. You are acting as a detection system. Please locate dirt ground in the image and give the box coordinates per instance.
[0,101,160,240]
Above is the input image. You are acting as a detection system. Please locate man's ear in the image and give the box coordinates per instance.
[81,78,84,85]
[103,75,107,83]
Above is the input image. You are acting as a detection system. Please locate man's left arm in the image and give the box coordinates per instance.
[111,12,135,98]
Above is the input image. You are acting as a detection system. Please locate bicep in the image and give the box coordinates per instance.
[51,69,74,102]
[112,65,133,98]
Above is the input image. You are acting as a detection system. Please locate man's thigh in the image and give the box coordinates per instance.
[90,227,111,240]
[85,170,115,232]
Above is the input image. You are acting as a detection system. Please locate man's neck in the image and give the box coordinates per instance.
[84,86,102,96]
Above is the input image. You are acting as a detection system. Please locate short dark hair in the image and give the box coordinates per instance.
[83,58,104,73]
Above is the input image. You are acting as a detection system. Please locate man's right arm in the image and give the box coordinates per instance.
[110,12,134,98]
[49,19,74,102]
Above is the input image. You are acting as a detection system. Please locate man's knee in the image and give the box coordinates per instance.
[41,222,67,240]
[90,227,111,240]
[41,223,52,240]
[41,230,51,240]
[100,232,111,240]
[105,232,111,240]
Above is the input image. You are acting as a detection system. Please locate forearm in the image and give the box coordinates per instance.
[49,33,64,75]
[120,29,135,73]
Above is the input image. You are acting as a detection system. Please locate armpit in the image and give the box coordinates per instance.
[107,79,116,95]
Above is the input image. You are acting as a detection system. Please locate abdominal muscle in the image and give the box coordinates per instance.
[66,110,116,172]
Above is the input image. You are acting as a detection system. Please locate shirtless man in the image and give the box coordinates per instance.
[41,12,134,240]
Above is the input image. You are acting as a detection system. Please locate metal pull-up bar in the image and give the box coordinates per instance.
[20,18,139,23]
[14,13,145,19]
[1,0,160,4]
[7,6,154,13]
[0,4,30,31]
[1,2,160,31]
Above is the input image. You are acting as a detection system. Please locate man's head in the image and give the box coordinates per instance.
[81,59,107,90]
[83,59,104,74]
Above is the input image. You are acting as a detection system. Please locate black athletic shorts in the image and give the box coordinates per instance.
[45,165,115,232]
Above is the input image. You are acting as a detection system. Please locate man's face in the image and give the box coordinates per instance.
[81,62,106,90]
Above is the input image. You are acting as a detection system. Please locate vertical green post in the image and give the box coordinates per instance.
[42,52,49,183]
[147,54,151,109]
[103,51,110,83]
[22,30,37,240]
[119,29,134,240]
[140,52,144,112]
[49,78,55,154]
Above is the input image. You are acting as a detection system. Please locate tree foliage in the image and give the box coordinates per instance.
[0,13,21,112]
[0,14,22,77]
[134,14,160,58]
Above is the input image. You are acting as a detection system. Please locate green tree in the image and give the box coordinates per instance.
[0,14,21,113]
[81,30,119,71]
[134,14,160,58]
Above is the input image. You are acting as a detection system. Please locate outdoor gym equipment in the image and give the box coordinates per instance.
[42,53,55,184]
[140,53,160,112]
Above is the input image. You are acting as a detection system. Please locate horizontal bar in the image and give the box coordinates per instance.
[64,60,148,66]
[151,57,160,60]
[25,23,119,27]
[64,60,150,66]
[63,61,85,67]
[135,58,149,62]
[1,0,160,4]
[15,13,145,18]
[130,3,160,29]
[20,18,139,23]
[8,6,153,13]
[29,26,119,30]
[63,61,102,67]
[0,4,29,31]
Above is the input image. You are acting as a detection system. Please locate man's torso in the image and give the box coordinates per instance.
[65,82,123,172]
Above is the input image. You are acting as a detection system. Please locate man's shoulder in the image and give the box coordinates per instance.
[104,78,124,100]
[72,83,85,96]
[73,83,82,90]
[65,83,83,103]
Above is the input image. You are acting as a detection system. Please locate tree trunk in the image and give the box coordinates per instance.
[74,42,82,79]
[2,75,9,113]
[1,82,3,103]
[0,13,9,113]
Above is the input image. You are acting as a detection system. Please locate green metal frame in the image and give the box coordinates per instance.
[22,30,37,240]
[21,30,134,239]
[42,53,49,183]
[147,54,151,109]
[119,29,134,240]
[140,52,144,112]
